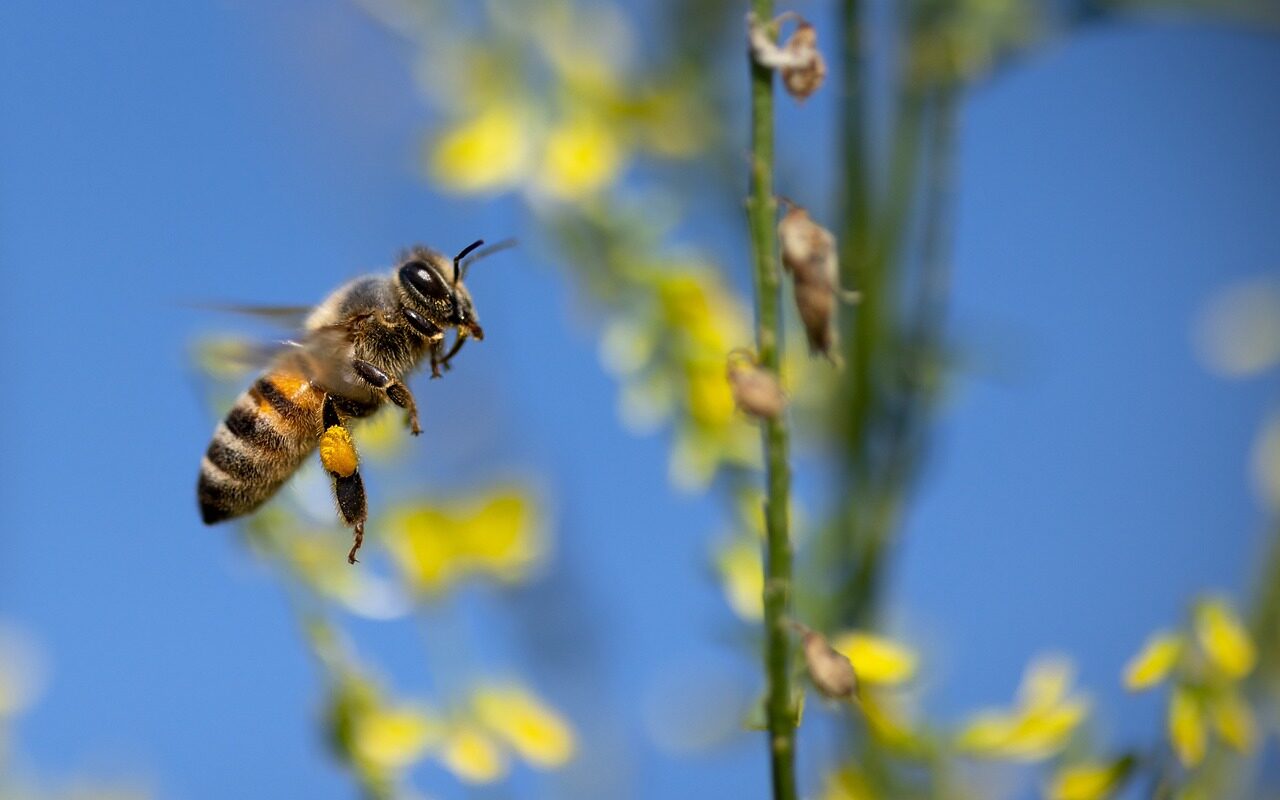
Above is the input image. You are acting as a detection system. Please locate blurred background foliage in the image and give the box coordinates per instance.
[2,0,1279,798]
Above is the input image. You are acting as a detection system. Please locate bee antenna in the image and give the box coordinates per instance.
[457,237,517,283]
[452,239,486,286]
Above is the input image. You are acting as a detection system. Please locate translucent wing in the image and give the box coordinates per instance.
[191,303,315,330]
[192,335,307,379]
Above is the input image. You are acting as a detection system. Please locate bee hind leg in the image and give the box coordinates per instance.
[351,358,421,436]
[320,394,369,564]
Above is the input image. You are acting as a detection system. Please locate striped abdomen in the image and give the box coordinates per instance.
[198,371,326,524]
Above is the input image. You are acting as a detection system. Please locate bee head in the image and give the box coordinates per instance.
[396,245,483,341]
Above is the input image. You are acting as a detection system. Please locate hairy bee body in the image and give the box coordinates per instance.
[198,367,327,523]
[197,244,489,557]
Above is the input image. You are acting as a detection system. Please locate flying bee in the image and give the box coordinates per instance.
[197,240,506,563]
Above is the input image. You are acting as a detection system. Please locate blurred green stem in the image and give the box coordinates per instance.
[1251,518,1280,688]
[746,3,797,800]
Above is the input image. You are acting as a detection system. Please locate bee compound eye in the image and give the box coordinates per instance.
[398,261,453,302]
[403,307,444,340]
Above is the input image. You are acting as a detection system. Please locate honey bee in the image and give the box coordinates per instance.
[197,240,503,563]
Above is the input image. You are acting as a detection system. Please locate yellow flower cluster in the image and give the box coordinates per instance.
[832,631,921,747]
[830,632,918,687]
[603,267,758,489]
[1122,595,1258,767]
[956,656,1090,761]
[383,488,545,595]
[331,674,575,788]
[1045,756,1134,800]
[423,2,708,203]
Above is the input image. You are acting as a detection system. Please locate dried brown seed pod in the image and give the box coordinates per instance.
[780,23,826,100]
[778,204,854,363]
[791,621,859,701]
[746,13,827,101]
[726,352,788,420]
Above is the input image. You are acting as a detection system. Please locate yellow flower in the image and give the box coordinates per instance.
[440,723,508,784]
[686,362,737,430]
[830,632,917,686]
[716,537,763,621]
[1123,632,1182,690]
[1208,689,1256,752]
[1168,686,1206,767]
[352,705,439,771]
[386,488,545,594]
[1193,597,1256,680]
[460,492,544,582]
[429,105,533,194]
[957,656,1089,761]
[1047,758,1132,800]
[537,114,625,200]
[857,691,917,748]
[473,684,576,768]
[1019,656,1074,712]
[821,765,876,800]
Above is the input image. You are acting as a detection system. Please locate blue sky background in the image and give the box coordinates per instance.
[1,2,1278,798]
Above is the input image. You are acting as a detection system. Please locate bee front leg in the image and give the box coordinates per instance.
[434,330,469,373]
[320,394,368,564]
[351,358,421,436]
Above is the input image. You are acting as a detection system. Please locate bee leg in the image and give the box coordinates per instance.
[351,359,421,436]
[320,394,368,564]
[435,331,469,373]
[429,339,446,379]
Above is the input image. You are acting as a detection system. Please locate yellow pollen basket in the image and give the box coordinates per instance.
[320,426,359,477]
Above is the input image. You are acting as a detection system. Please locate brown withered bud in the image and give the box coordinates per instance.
[791,620,859,701]
[747,13,827,101]
[780,23,826,100]
[778,204,854,363]
[726,351,787,420]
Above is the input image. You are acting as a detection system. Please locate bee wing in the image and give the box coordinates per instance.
[191,303,315,329]
[192,335,308,379]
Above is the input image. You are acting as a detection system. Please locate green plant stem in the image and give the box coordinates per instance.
[746,4,796,800]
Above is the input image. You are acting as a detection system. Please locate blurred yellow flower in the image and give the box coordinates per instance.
[538,114,625,200]
[1125,594,1261,769]
[385,488,545,594]
[821,765,877,800]
[352,705,440,771]
[1047,758,1132,800]
[473,683,577,768]
[1193,597,1256,680]
[830,632,917,686]
[600,268,756,489]
[440,723,508,784]
[1123,632,1182,691]
[857,691,918,748]
[1168,687,1206,767]
[957,656,1089,761]
[1209,689,1256,752]
[716,537,764,621]
[429,105,533,194]
[687,363,738,430]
